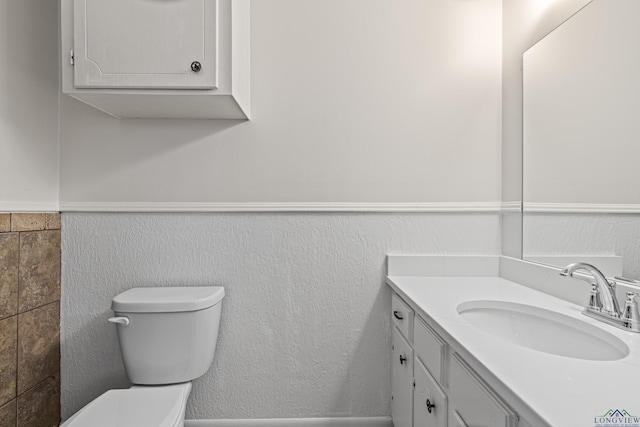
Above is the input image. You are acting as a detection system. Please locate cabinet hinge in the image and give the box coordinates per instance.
[70,50,74,66]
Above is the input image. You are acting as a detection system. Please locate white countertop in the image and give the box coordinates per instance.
[387,275,640,427]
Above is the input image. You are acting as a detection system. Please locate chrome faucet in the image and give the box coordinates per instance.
[560,262,620,316]
[560,262,640,332]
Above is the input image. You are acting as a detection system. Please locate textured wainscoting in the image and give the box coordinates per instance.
[523,212,640,278]
[60,211,501,422]
[0,213,61,427]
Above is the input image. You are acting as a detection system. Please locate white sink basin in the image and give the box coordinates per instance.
[457,300,629,361]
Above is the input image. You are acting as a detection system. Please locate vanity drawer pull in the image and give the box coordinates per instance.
[426,399,435,414]
[399,355,407,365]
[392,293,414,342]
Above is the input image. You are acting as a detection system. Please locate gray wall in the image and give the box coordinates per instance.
[60,212,500,421]
[0,0,59,210]
[59,0,502,207]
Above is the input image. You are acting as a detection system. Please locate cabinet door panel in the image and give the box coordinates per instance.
[414,316,445,385]
[414,359,447,427]
[450,410,468,427]
[392,327,414,427]
[448,353,517,427]
[73,0,217,89]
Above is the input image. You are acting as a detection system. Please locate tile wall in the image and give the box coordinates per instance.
[0,213,61,427]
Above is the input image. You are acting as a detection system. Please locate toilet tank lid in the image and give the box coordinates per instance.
[112,286,225,313]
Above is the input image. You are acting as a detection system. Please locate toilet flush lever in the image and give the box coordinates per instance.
[108,316,130,326]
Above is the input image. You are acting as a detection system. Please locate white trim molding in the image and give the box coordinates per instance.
[184,417,392,427]
[59,201,505,213]
[523,202,640,214]
[500,201,522,213]
[0,201,60,212]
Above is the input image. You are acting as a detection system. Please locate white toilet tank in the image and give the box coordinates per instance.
[110,286,225,385]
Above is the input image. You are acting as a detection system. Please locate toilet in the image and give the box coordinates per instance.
[61,286,225,427]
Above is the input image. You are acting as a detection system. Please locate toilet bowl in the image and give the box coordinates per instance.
[60,383,192,427]
[61,286,224,427]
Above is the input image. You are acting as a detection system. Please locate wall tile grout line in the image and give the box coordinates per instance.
[17,373,59,399]
[16,300,59,316]
[15,228,20,426]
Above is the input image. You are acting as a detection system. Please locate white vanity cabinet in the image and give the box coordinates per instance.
[391,292,519,427]
[61,0,250,119]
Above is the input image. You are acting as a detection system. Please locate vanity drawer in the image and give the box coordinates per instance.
[448,353,517,427]
[392,293,414,342]
[414,358,447,427]
[414,316,445,384]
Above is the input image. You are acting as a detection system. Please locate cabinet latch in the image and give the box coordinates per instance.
[70,50,74,66]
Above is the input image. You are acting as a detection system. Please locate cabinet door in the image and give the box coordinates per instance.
[73,0,217,89]
[392,327,414,427]
[448,354,517,427]
[414,359,447,427]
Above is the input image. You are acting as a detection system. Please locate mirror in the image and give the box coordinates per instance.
[523,0,640,279]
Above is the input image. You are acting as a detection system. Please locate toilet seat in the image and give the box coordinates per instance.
[60,383,192,427]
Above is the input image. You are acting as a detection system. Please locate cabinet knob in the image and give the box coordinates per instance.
[393,310,404,320]
[399,355,407,365]
[191,61,202,72]
[426,399,435,414]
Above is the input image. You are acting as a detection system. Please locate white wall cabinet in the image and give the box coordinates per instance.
[73,0,217,90]
[390,292,521,427]
[61,0,250,119]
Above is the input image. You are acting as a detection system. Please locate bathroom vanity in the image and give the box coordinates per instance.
[387,256,640,427]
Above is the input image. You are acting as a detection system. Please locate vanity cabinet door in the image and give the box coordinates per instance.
[393,327,414,427]
[73,0,217,89]
[414,359,447,427]
[448,354,517,427]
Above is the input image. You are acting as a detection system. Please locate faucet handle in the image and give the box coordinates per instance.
[626,291,637,303]
[621,292,640,328]
[587,283,603,312]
